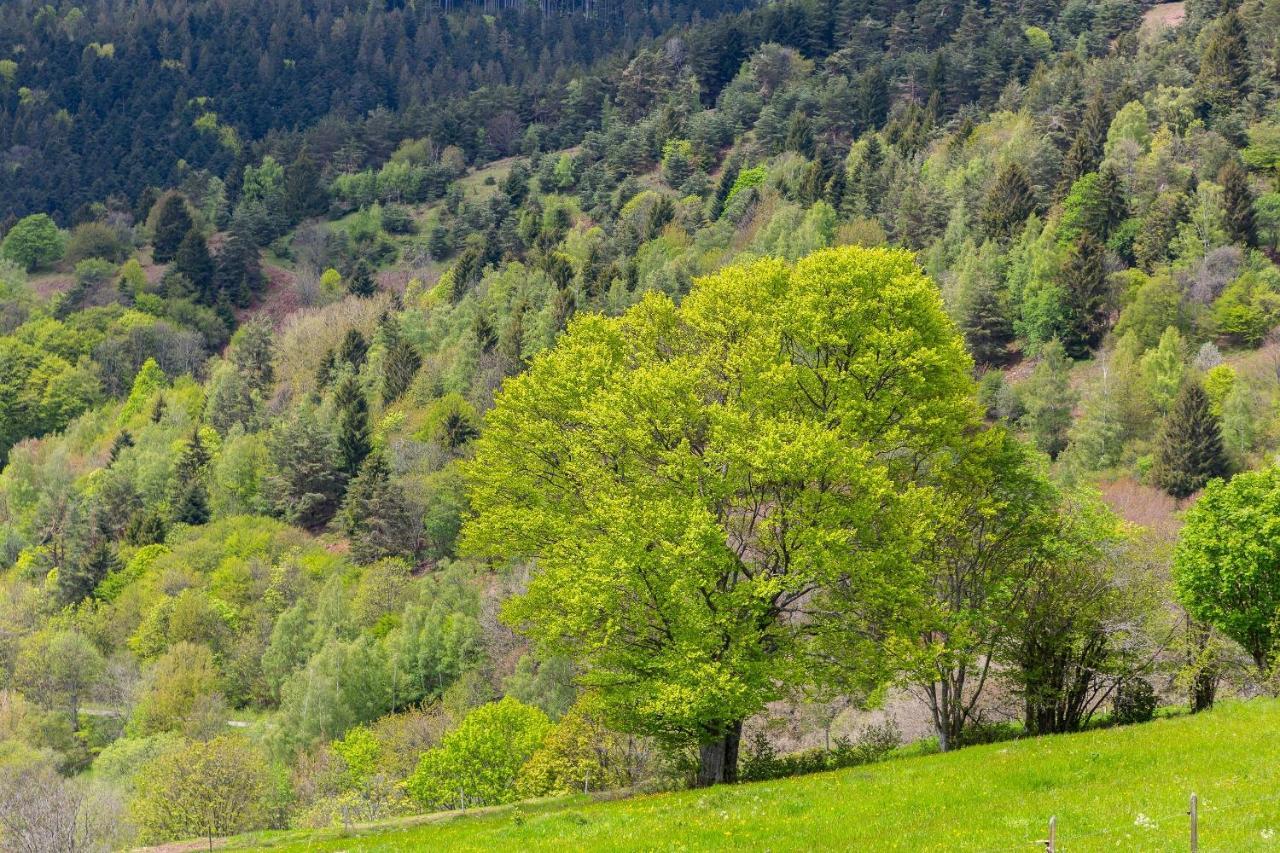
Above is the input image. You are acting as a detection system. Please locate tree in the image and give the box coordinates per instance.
[906,430,1059,750]
[1153,380,1230,499]
[265,403,346,530]
[979,162,1036,241]
[336,451,419,564]
[174,228,215,302]
[1174,467,1280,673]
[130,642,224,736]
[15,629,104,730]
[464,247,976,785]
[169,428,211,525]
[348,260,377,298]
[229,319,275,394]
[1058,233,1109,358]
[1058,93,1110,194]
[283,146,328,222]
[338,328,369,371]
[406,697,551,810]
[1196,10,1249,108]
[1219,159,1257,247]
[1,213,64,271]
[152,194,193,263]
[1019,340,1076,458]
[58,539,120,605]
[334,372,371,479]
[214,224,263,307]
[961,269,1014,366]
[131,735,270,847]
[379,314,421,405]
[0,760,118,853]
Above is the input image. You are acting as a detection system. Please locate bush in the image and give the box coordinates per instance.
[739,720,901,782]
[1112,678,1157,725]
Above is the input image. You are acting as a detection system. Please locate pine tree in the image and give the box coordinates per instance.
[980,162,1036,241]
[1219,159,1257,247]
[334,372,371,479]
[1196,10,1249,107]
[174,228,215,303]
[336,451,419,564]
[962,276,1015,366]
[168,428,211,525]
[380,315,422,406]
[108,430,134,465]
[338,329,369,370]
[58,539,120,605]
[216,224,263,307]
[1153,380,1230,499]
[283,146,327,223]
[1059,233,1109,358]
[1058,93,1110,195]
[152,194,193,263]
[265,404,346,531]
[1020,340,1076,458]
[347,261,377,298]
[710,157,740,221]
[1096,164,1129,238]
[784,113,814,157]
[823,165,847,210]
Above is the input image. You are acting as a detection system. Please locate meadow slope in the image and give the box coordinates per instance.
[234,700,1280,852]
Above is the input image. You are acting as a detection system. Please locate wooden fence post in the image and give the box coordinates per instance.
[1190,792,1199,853]
[1045,815,1056,852]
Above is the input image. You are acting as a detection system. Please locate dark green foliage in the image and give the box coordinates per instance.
[229,319,276,395]
[215,225,264,308]
[1058,234,1109,358]
[107,430,133,465]
[57,539,121,605]
[174,229,215,303]
[334,373,372,480]
[962,276,1015,366]
[1154,381,1230,499]
[347,261,377,298]
[1197,10,1249,107]
[1112,677,1157,725]
[380,316,422,406]
[169,428,211,525]
[1219,160,1256,247]
[336,452,419,564]
[338,330,369,372]
[283,147,328,223]
[153,194,193,263]
[980,163,1036,241]
[265,404,346,531]
[1058,94,1110,195]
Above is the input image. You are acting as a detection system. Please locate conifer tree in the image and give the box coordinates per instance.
[216,224,263,307]
[1219,159,1257,247]
[1020,340,1076,458]
[265,404,346,530]
[336,451,419,564]
[283,146,327,223]
[108,430,134,465]
[338,329,369,371]
[980,162,1036,241]
[1059,233,1109,358]
[1196,10,1249,107]
[152,194,193,263]
[962,275,1015,366]
[1153,380,1230,499]
[58,539,121,605]
[711,157,741,220]
[379,315,422,406]
[174,228,215,303]
[334,372,371,479]
[1058,93,1110,195]
[348,260,377,298]
[169,428,211,525]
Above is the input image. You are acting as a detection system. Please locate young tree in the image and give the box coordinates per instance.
[1175,467,1280,673]
[15,629,104,730]
[0,213,64,271]
[1058,233,1109,358]
[334,372,371,479]
[464,247,976,785]
[1153,380,1230,499]
[1219,159,1257,247]
[58,539,120,605]
[347,260,377,298]
[131,735,270,847]
[168,428,211,525]
[1019,340,1075,458]
[152,194,193,263]
[379,314,421,405]
[979,162,1036,241]
[174,227,215,302]
[336,451,419,564]
[1058,93,1110,194]
[229,318,276,395]
[265,403,346,530]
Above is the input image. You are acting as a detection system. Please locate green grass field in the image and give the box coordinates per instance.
[235,700,1280,852]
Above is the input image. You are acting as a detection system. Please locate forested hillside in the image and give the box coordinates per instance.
[1,0,1280,847]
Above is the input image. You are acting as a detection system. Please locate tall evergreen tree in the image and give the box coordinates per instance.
[266,404,346,530]
[1059,233,1109,358]
[1020,340,1076,458]
[283,146,328,223]
[1058,93,1110,195]
[962,276,1015,366]
[334,372,371,479]
[980,162,1036,241]
[1196,10,1249,107]
[152,194,193,263]
[380,315,422,406]
[348,261,377,298]
[168,428,211,525]
[58,539,121,605]
[216,224,263,307]
[1153,380,1230,499]
[336,451,419,564]
[1219,159,1257,247]
[338,329,369,371]
[174,228,215,303]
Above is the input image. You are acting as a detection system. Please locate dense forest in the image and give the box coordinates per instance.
[2,0,1280,846]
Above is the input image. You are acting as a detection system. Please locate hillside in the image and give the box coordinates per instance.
[232,700,1280,851]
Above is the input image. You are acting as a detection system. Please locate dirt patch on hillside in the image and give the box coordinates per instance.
[1140,2,1186,41]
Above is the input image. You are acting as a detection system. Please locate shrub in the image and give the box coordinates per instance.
[739,720,901,782]
[1112,678,1157,725]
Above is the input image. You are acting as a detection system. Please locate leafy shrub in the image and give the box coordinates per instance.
[1112,678,1157,725]
[739,720,901,783]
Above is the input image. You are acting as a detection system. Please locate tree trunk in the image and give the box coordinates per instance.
[695,720,743,787]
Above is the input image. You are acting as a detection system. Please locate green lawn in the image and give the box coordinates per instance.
[235,700,1280,852]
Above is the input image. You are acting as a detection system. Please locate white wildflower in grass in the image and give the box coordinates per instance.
[1133,813,1157,830]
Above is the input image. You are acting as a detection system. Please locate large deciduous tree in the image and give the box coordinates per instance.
[464,246,976,785]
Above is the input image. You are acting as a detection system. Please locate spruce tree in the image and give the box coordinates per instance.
[1020,340,1076,458]
[347,260,377,298]
[338,329,369,370]
[265,404,346,531]
[1059,233,1109,358]
[283,146,327,223]
[336,451,419,564]
[168,428,211,525]
[1196,10,1249,107]
[152,194,193,263]
[980,162,1036,241]
[1153,380,1230,499]
[1058,93,1110,195]
[380,315,422,406]
[58,540,121,605]
[174,228,215,303]
[334,372,371,479]
[1219,159,1257,247]
[216,224,263,307]
[962,276,1015,366]
[108,430,134,465]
